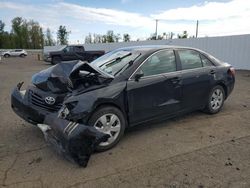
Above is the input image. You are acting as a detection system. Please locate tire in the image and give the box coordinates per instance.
[51,56,61,65]
[204,85,225,114]
[88,106,126,152]
[19,54,25,57]
[4,54,10,58]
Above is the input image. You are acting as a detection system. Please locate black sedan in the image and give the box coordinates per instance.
[11,45,235,151]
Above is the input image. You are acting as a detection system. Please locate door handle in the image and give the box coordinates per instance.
[171,77,181,84]
[210,70,216,74]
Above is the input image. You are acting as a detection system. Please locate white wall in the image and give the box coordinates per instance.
[84,34,250,70]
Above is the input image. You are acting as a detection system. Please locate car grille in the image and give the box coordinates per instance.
[28,90,62,112]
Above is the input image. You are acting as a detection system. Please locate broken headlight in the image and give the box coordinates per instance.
[58,101,78,119]
[58,105,69,119]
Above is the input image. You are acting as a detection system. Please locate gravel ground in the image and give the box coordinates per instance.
[0,55,250,188]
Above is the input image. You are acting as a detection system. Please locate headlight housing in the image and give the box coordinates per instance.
[58,101,78,119]
[58,105,70,119]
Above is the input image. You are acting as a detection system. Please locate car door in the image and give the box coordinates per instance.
[10,50,15,56]
[176,49,211,110]
[74,46,87,61]
[126,50,182,124]
[63,46,74,61]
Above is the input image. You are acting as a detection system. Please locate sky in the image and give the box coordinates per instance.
[0,0,250,43]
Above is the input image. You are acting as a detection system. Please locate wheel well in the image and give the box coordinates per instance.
[217,82,228,99]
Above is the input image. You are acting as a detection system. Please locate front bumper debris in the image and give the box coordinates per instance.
[38,114,109,167]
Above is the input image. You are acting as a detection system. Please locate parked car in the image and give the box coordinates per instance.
[44,45,105,64]
[3,49,27,57]
[11,45,235,151]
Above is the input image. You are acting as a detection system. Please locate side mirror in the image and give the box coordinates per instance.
[134,72,144,81]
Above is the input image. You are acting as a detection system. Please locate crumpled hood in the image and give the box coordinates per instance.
[32,60,113,94]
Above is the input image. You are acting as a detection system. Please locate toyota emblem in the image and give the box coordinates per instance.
[45,96,55,105]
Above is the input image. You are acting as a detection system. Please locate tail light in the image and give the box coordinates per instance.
[228,67,235,77]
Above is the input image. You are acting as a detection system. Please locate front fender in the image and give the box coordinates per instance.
[64,82,127,123]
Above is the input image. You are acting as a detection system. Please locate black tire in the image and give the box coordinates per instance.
[88,106,126,152]
[19,54,25,57]
[51,56,61,65]
[4,54,10,58]
[204,85,225,114]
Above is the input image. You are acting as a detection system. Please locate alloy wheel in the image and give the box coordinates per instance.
[210,88,224,110]
[94,113,121,146]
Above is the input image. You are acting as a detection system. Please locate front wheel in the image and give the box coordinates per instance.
[204,85,225,114]
[4,54,10,58]
[88,106,126,151]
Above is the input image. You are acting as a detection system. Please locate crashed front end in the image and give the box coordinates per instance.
[38,114,109,167]
[11,83,65,124]
[11,60,115,167]
[11,61,78,124]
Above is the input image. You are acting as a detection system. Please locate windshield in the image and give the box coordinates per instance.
[91,49,140,76]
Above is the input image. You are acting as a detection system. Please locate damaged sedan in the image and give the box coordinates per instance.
[11,46,235,165]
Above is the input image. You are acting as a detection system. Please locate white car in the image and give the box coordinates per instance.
[3,49,28,58]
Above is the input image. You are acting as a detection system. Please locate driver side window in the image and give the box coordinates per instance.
[65,46,73,52]
[138,50,176,77]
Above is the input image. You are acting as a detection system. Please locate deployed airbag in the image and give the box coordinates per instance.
[38,114,109,167]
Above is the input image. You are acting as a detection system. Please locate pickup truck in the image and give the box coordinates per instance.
[45,45,105,64]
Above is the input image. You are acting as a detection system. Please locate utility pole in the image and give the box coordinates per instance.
[196,20,199,38]
[155,19,158,40]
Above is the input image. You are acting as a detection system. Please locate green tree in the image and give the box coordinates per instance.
[169,32,174,39]
[101,35,107,43]
[0,20,4,33]
[57,25,70,45]
[28,20,44,49]
[93,33,103,43]
[123,33,130,42]
[44,28,54,46]
[147,33,156,40]
[178,31,188,39]
[84,33,92,44]
[106,30,115,43]
[0,20,5,48]
[11,17,24,48]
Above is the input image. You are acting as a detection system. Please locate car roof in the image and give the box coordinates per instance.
[68,44,84,47]
[115,45,202,53]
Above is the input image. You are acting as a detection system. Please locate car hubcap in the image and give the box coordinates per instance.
[94,113,121,146]
[210,89,223,110]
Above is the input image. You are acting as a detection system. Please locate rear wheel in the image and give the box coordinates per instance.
[88,106,126,151]
[204,85,225,114]
[51,56,61,64]
[19,54,25,57]
[4,54,10,58]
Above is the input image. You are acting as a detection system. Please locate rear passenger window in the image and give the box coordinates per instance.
[139,50,176,76]
[178,50,202,70]
[201,55,214,67]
